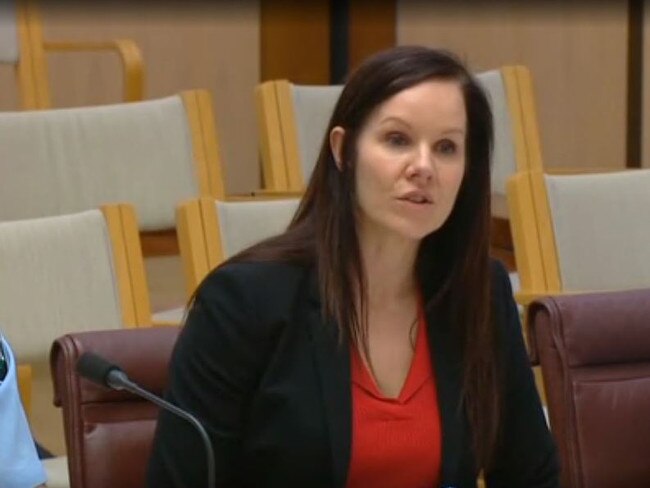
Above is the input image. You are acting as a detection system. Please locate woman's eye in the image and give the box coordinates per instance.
[435,139,457,155]
[385,132,410,147]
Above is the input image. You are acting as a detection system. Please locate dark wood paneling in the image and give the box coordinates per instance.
[260,0,330,83]
[348,0,396,72]
[627,0,643,168]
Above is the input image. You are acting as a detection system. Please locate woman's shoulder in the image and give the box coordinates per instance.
[489,258,517,307]
[488,258,520,334]
[204,260,309,288]
[196,260,313,313]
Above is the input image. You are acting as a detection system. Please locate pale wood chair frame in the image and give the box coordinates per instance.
[176,197,223,298]
[506,170,605,308]
[135,89,226,256]
[14,0,144,109]
[100,203,153,326]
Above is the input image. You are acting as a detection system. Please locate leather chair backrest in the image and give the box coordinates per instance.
[50,326,181,488]
[528,289,650,488]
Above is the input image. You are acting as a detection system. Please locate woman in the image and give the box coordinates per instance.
[147,46,559,487]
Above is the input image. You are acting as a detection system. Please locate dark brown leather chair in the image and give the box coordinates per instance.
[528,289,650,488]
[50,326,181,488]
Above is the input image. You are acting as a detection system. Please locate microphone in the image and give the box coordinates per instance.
[76,352,216,488]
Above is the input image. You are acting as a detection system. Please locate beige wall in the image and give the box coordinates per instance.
[2,1,261,193]
[398,1,629,171]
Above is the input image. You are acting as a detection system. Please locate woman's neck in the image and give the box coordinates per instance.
[358,230,420,307]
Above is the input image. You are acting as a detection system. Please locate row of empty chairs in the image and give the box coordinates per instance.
[0,63,543,333]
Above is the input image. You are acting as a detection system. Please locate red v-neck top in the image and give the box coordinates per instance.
[346,312,442,488]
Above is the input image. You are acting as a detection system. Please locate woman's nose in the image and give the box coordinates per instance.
[406,147,435,183]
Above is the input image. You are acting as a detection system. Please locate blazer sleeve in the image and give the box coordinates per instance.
[485,262,560,488]
[146,264,278,487]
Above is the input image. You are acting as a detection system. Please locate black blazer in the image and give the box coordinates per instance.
[147,260,559,488]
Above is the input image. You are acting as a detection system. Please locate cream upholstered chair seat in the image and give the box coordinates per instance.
[176,197,301,298]
[0,205,152,488]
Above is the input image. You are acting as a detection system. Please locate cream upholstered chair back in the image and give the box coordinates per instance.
[176,197,300,296]
[0,204,151,487]
[544,170,650,291]
[290,84,343,187]
[0,91,223,235]
[255,79,342,191]
[215,199,300,258]
[506,169,650,306]
[0,205,150,364]
[476,69,519,197]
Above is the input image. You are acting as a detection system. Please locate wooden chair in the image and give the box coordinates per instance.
[507,169,650,307]
[1,0,143,109]
[176,196,300,297]
[0,203,154,488]
[0,89,224,256]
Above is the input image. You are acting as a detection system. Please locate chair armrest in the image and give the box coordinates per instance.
[17,364,32,417]
[43,39,144,102]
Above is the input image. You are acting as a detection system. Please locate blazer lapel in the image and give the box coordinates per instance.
[306,270,351,488]
[426,305,465,486]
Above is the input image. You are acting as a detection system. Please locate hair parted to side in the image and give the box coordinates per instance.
[215,46,500,468]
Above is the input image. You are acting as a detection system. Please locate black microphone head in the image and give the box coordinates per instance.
[76,352,122,388]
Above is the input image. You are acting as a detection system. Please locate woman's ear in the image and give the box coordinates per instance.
[329,126,345,171]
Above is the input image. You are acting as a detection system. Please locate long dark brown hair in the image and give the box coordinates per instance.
[217,46,500,468]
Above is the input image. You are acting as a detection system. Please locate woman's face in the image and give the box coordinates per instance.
[331,79,467,243]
